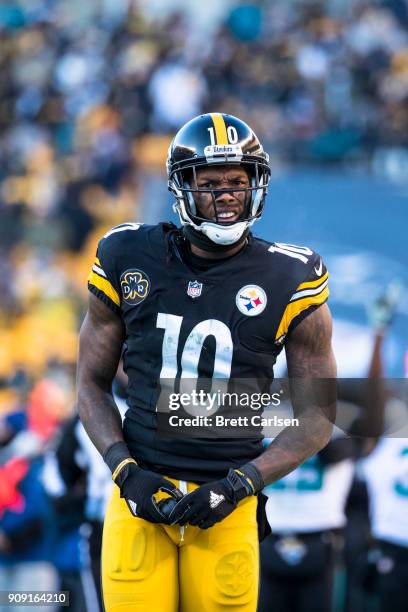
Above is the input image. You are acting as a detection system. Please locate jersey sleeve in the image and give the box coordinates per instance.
[275,255,329,343]
[87,234,121,315]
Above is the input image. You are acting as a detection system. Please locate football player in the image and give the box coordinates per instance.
[77,113,336,612]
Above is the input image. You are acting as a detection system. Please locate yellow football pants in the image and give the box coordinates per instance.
[102,478,259,612]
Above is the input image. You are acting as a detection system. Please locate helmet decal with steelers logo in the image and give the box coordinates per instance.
[120,269,150,305]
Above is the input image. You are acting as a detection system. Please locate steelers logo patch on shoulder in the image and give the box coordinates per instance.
[236,285,267,316]
[120,269,150,305]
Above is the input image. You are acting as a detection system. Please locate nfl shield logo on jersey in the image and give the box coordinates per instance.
[187,280,203,298]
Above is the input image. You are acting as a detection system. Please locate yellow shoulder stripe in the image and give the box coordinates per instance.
[88,271,120,306]
[275,285,329,341]
[210,113,228,144]
[95,256,101,266]
[297,271,328,291]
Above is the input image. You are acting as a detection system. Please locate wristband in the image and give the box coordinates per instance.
[234,462,264,495]
[103,441,134,474]
[112,458,137,482]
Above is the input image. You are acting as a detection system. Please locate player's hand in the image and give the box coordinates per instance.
[169,467,261,529]
[117,462,183,523]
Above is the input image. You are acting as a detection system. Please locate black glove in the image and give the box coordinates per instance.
[104,441,183,523]
[117,462,183,523]
[169,463,264,529]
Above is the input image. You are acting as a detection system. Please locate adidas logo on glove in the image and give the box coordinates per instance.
[209,491,225,508]
[127,499,138,516]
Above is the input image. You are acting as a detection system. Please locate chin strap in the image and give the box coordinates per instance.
[183,225,249,253]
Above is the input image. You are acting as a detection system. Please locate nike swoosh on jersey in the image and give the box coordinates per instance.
[314,259,323,276]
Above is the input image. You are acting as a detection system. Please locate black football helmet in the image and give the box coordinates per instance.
[167,113,271,247]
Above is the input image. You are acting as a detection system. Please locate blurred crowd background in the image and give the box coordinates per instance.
[0,0,408,611]
[2,0,408,381]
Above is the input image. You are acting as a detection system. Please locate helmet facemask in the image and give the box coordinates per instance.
[169,160,270,246]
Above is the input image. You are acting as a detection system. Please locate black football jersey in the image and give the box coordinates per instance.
[88,223,329,482]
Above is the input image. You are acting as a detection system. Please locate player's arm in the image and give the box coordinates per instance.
[77,292,182,522]
[252,303,336,484]
[77,292,125,456]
